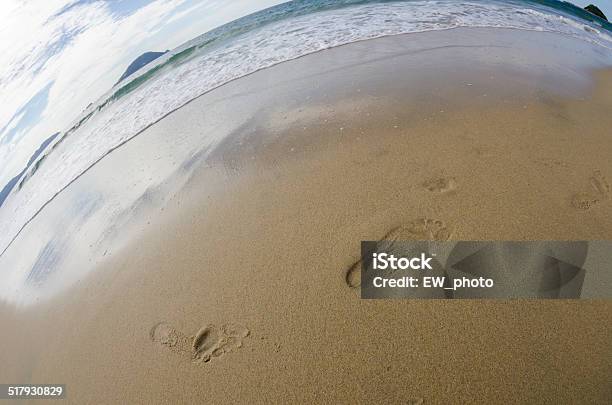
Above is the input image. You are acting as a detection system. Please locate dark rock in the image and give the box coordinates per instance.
[0,132,59,207]
[584,4,608,21]
[116,50,168,84]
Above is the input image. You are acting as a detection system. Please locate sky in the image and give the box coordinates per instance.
[0,0,610,187]
[0,0,285,187]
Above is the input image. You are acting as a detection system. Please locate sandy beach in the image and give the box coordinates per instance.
[1,27,611,404]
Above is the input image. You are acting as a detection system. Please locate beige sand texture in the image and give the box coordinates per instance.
[0,28,611,404]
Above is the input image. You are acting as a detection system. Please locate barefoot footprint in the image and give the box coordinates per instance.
[193,323,250,363]
[345,218,454,288]
[151,322,249,363]
[571,170,610,210]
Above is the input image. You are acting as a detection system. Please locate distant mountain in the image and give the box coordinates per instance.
[0,132,59,208]
[584,4,608,21]
[116,51,168,85]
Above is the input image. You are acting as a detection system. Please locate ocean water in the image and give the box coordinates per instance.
[0,0,611,257]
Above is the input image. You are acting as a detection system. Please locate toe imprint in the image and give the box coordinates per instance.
[422,177,457,193]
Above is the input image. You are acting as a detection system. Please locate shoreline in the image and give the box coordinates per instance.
[1,26,612,259]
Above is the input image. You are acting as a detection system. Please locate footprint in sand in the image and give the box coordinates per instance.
[192,323,250,363]
[150,322,249,363]
[422,177,457,194]
[571,170,610,210]
[345,218,454,288]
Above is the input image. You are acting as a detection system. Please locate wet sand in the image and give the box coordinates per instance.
[1,28,612,403]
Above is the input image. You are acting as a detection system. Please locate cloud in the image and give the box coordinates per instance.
[0,0,188,183]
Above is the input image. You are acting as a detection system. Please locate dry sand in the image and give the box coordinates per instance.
[0,28,611,404]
